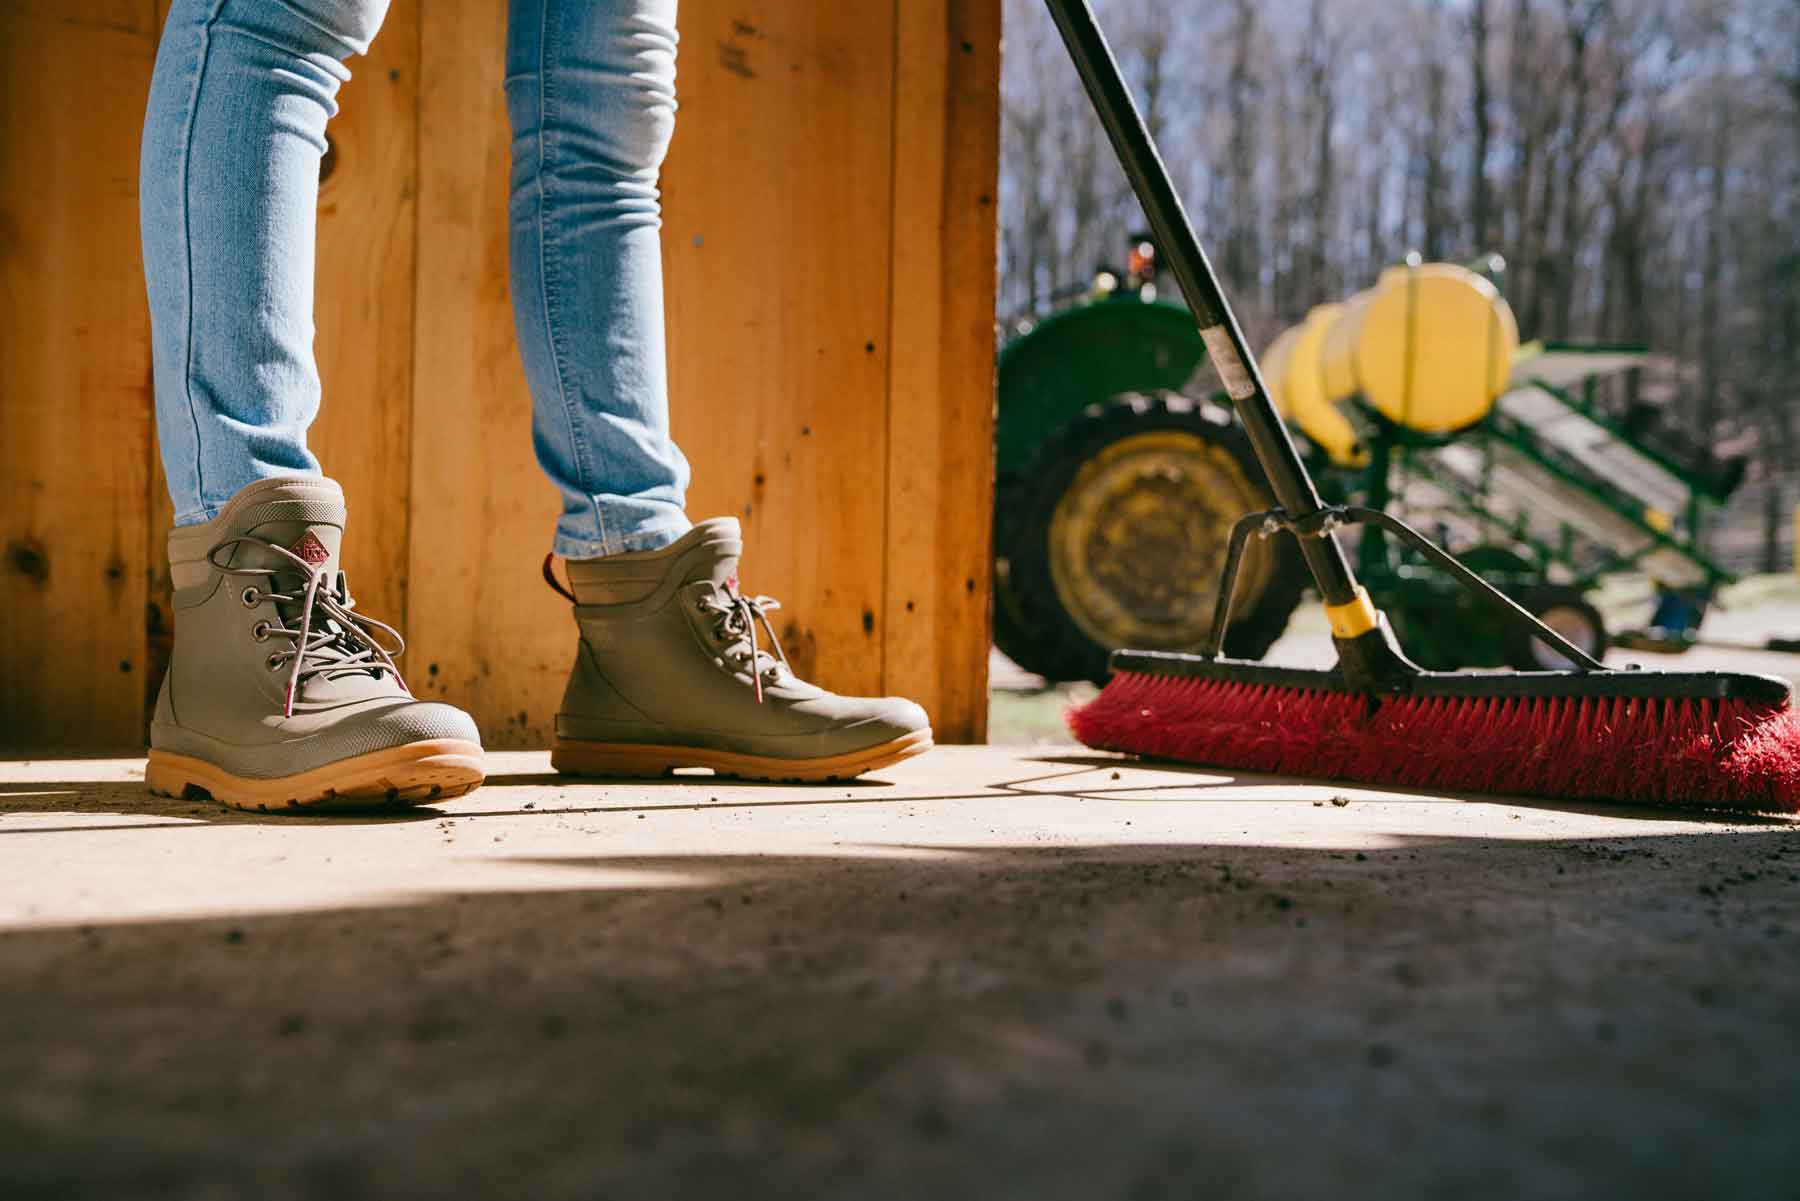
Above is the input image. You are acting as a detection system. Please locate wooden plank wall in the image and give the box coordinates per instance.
[1,2,157,746]
[886,1,1003,737]
[1,0,998,749]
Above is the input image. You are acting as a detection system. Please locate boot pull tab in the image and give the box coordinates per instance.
[542,553,579,604]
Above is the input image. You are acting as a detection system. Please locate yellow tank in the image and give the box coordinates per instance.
[1317,262,1519,434]
[1260,261,1518,463]
[1263,303,1366,467]
[1317,287,1373,404]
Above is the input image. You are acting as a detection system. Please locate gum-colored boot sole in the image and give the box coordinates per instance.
[551,728,933,783]
[146,738,486,813]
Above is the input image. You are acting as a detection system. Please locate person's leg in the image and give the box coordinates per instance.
[504,0,692,559]
[141,0,387,523]
[508,0,931,781]
[140,0,484,810]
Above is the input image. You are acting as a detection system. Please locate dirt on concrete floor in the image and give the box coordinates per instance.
[2,748,1798,1200]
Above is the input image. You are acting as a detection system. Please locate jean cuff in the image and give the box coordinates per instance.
[554,513,692,561]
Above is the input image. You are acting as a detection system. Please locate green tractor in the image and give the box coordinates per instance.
[992,239,1308,684]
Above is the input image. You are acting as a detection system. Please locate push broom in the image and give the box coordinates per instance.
[1043,0,1800,812]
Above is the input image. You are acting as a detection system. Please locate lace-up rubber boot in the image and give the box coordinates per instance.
[550,518,933,782]
[146,477,486,812]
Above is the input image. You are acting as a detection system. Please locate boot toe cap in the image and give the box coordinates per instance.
[842,697,932,747]
[884,697,932,736]
[287,698,484,770]
[362,699,484,751]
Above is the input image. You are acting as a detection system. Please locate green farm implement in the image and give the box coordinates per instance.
[993,249,1747,683]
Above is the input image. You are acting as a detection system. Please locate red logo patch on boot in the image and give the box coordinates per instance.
[290,531,331,566]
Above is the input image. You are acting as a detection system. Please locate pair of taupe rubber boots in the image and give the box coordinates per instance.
[146,477,932,812]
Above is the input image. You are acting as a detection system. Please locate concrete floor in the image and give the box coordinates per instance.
[3,746,1798,1200]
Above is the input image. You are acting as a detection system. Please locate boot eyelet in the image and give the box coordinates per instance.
[241,587,261,607]
[251,621,272,642]
[266,652,284,672]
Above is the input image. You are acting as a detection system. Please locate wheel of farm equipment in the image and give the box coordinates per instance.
[1381,544,1537,670]
[1504,586,1608,672]
[992,391,1309,686]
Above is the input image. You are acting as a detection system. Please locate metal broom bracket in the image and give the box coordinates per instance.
[1196,504,1607,673]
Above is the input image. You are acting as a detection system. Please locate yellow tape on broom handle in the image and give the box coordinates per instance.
[1324,588,1380,639]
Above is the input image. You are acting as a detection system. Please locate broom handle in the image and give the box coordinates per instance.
[1042,0,1366,610]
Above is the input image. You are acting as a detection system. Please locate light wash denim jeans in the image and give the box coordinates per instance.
[141,0,692,558]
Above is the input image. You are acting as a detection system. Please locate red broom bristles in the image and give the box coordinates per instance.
[1068,671,1800,813]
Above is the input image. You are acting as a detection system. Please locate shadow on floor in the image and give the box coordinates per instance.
[1008,754,1800,825]
[4,829,1800,1200]
[3,751,1790,833]
[0,763,896,833]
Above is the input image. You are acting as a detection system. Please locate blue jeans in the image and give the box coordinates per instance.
[141,0,692,558]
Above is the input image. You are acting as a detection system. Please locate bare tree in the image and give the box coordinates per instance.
[1222,0,1261,296]
[1470,0,1496,249]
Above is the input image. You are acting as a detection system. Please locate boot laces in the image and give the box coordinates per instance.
[206,536,407,718]
[697,586,789,703]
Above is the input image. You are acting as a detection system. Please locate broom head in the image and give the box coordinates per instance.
[1070,651,1800,813]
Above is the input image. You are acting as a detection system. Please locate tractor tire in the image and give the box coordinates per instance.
[993,391,1309,686]
[1503,586,1608,672]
